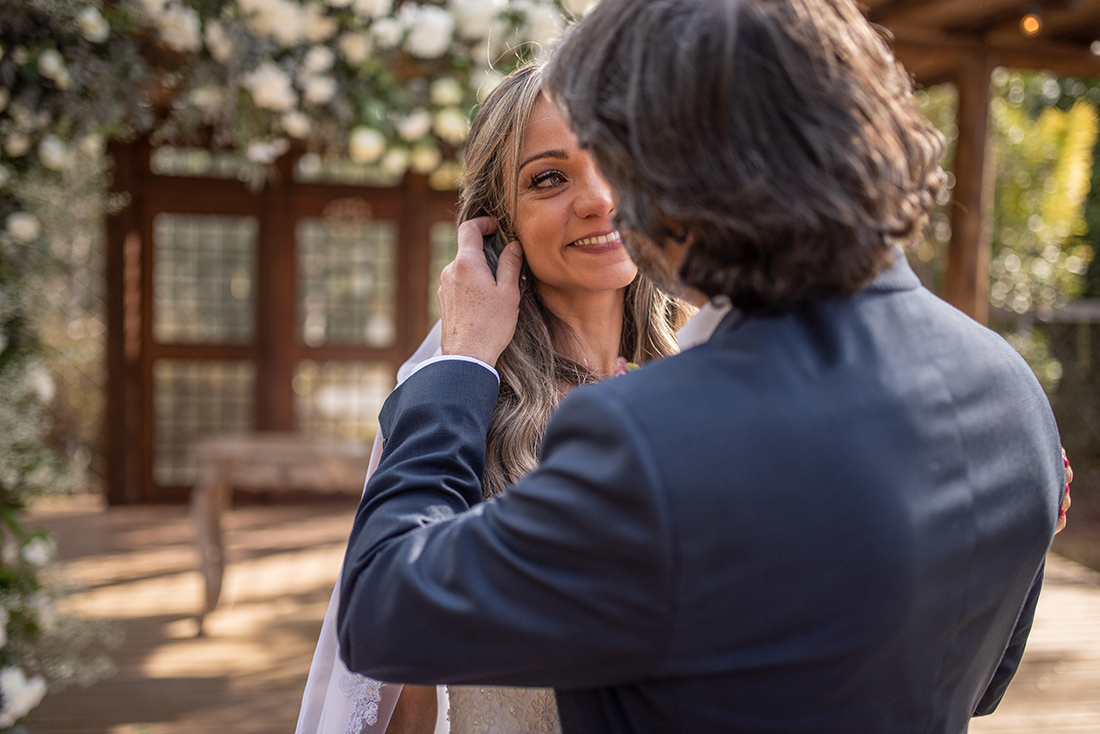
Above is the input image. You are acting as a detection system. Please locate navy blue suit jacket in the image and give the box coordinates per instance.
[338,253,1063,733]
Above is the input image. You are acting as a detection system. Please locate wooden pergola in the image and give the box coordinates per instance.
[102,2,1100,505]
[869,0,1100,324]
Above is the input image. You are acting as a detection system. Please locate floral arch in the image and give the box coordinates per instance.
[0,0,595,729]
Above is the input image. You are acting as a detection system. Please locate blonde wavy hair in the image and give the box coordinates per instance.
[458,63,693,498]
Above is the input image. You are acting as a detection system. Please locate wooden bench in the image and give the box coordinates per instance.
[191,432,372,630]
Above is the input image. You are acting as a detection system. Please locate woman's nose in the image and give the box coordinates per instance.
[573,165,615,219]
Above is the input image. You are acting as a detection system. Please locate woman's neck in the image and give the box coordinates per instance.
[541,287,626,378]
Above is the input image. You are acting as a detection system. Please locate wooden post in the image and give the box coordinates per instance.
[105,140,148,505]
[398,173,433,355]
[257,152,299,432]
[943,51,995,324]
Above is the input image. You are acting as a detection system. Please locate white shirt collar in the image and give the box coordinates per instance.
[676,297,734,351]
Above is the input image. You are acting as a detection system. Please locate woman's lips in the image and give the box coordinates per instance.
[568,230,622,254]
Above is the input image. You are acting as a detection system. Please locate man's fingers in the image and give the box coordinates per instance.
[495,241,524,289]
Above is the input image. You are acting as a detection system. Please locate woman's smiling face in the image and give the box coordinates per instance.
[513,95,638,304]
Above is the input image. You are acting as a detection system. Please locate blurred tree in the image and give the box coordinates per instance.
[917,70,1099,392]
[988,72,1096,318]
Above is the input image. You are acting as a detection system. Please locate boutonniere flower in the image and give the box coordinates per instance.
[613,357,640,377]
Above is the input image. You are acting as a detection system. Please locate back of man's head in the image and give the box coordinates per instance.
[545,0,946,312]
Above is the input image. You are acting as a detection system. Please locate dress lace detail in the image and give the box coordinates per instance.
[338,673,383,734]
[448,686,560,734]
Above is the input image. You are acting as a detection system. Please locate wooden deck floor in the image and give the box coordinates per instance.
[23,494,1100,734]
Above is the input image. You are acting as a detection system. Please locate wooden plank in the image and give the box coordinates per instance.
[943,50,995,323]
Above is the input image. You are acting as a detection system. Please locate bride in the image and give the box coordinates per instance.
[295,63,692,734]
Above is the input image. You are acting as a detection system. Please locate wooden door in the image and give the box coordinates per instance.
[105,140,458,503]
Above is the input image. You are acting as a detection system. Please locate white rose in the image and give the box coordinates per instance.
[470,67,504,101]
[450,0,503,41]
[246,0,306,46]
[204,20,234,64]
[78,7,111,43]
[562,0,600,16]
[430,77,464,107]
[21,536,54,567]
[326,0,353,7]
[246,138,290,164]
[37,49,66,80]
[430,160,462,190]
[28,365,55,404]
[54,69,72,90]
[0,668,47,724]
[137,0,167,17]
[338,32,373,65]
[157,4,203,54]
[5,133,30,158]
[433,108,468,145]
[282,110,312,138]
[371,18,403,48]
[303,46,336,75]
[303,4,338,42]
[410,143,441,174]
[404,5,454,59]
[37,134,72,171]
[297,152,323,178]
[243,63,297,112]
[379,147,409,178]
[349,126,386,164]
[189,85,224,120]
[354,0,393,18]
[79,133,104,156]
[6,212,41,243]
[396,108,432,142]
[303,75,337,105]
[524,4,563,48]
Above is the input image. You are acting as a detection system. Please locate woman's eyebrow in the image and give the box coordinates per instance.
[519,149,569,172]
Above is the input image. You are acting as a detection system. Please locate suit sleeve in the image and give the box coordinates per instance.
[337,360,673,688]
[973,563,1044,716]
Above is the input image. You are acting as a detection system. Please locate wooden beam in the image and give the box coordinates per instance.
[943,51,995,324]
[874,0,1026,30]
[891,31,1100,82]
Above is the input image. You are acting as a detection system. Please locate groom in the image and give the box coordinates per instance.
[338,0,1065,731]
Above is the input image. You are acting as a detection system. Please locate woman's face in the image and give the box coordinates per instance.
[512,95,637,303]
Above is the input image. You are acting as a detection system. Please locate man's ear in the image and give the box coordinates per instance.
[657,215,708,306]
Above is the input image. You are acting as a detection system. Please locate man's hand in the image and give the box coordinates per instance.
[438,217,524,367]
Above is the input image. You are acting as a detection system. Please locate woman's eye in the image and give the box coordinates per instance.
[530,170,566,189]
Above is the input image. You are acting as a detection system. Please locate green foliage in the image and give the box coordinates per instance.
[918,71,1100,392]
[988,72,1097,316]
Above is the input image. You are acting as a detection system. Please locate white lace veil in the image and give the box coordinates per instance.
[296,321,450,734]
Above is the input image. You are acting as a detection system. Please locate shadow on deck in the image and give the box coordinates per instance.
[23,494,1100,734]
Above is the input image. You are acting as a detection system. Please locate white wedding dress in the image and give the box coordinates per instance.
[295,321,561,734]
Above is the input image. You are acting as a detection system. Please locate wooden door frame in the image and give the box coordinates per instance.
[105,139,458,504]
